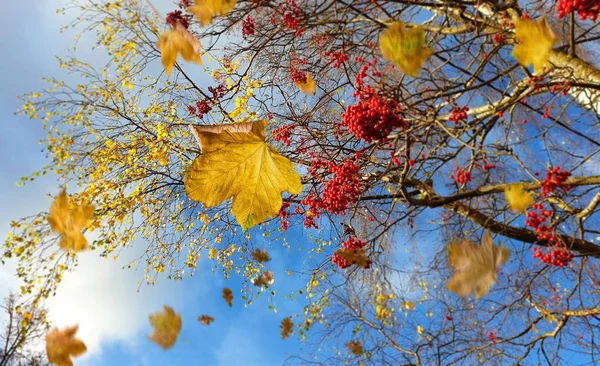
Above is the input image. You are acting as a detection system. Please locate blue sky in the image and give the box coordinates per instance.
[0,1,309,365]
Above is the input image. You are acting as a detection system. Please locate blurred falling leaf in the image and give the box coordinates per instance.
[222,288,233,306]
[345,340,363,356]
[512,16,556,73]
[184,120,302,231]
[380,22,432,76]
[157,22,201,77]
[446,231,510,299]
[401,301,415,310]
[294,73,317,95]
[148,306,182,350]
[336,247,371,268]
[45,325,87,366]
[251,248,271,263]
[253,271,274,287]
[504,183,533,214]
[417,325,424,340]
[47,190,95,252]
[280,317,293,339]
[187,0,237,26]
[197,315,214,325]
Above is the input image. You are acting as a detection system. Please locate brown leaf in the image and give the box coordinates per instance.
[250,248,271,263]
[280,317,293,339]
[345,340,363,356]
[253,271,274,287]
[222,288,233,306]
[197,315,214,325]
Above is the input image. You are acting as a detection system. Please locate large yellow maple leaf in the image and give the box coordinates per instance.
[148,306,182,350]
[446,230,510,299]
[45,325,87,366]
[184,120,302,231]
[512,16,556,73]
[187,0,237,26]
[380,22,432,76]
[504,183,534,214]
[47,190,95,252]
[157,22,201,77]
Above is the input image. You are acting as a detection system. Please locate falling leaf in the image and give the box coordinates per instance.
[208,248,217,259]
[345,340,363,356]
[197,315,214,325]
[380,22,432,76]
[157,22,201,77]
[184,120,303,231]
[45,325,87,366]
[512,16,556,73]
[253,271,274,287]
[294,74,317,95]
[187,0,237,26]
[47,190,95,252]
[504,183,533,214]
[401,301,415,310]
[417,325,424,340]
[446,230,511,299]
[251,248,271,263]
[336,247,371,268]
[280,317,293,339]
[222,288,233,306]
[148,306,182,350]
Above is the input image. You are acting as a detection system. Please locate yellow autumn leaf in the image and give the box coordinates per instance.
[380,22,432,76]
[345,340,363,356]
[187,0,236,26]
[208,248,217,259]
[446,230,510,299]
[417,325,424,340]
[222,288,233,306]
[47,190,95,252]
[157,22,201,77]
[280,317,293,339]
[294,74,317,95]
[512,16,556,73]
[184,120,303,231]
[46,325,87,366]
[198,315,214,325]
[504,183,534,214]
[148,306,182,350]
[401,301,415,310]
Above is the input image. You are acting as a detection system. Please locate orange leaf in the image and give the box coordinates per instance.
[222,288,233,306]
[148,306,182,350]
[45,325,87,366]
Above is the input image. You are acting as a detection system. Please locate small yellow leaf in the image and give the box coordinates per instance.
[184,120,302,231]
[157,22,201,77]
[47,190,95,253]
[380,22,432,76]
[417,325,424,340]
[148,306,182,350]
[280,317,293,339]
[294,74,317,95]
[46,325,87,366]
[197,315,214,325]
[187,0,236,26]
[401,301,415,310]
[512,16,556,73]
[504,183,533,214]
[222,288,233,306]
[208,248,217,259]
[446,231,510,299]
[345,340,363,356]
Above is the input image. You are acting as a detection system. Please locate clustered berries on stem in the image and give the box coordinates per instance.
[187,85,227,119]
[242,17,256,39]
[340,97,405,142]
[166,10,191,28]
[557,0,600,21]
[322,161,363,214]
[273,124,296,146]
[332,237,371,269]
[290,69,308,84]
[323,50,349,69]
[540,166,572,197]
[450,166,471,185]
[449,106,469,125]
[278,202,290,230]
[281,0,303,37]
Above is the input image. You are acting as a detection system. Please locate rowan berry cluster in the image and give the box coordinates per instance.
[450,166,471,185]
[166,10,190,28]
[273,124,296,146]
[332,237,371,269]
[242,17,256,39]
[492,34,504,43]
[300,195,324,229]
[290,69,307,84]
[341,97,405,142]
[526,203,574,267]
[449,106,469,125]
[281,0,303,37]
[178,0,192,8]
[324,51,349,68]
[557,0,600,20]
[541,166,571,197]
[322,161,363,214]
[532,247,574,267]
[278,202,290,230]
[187,100,212,119]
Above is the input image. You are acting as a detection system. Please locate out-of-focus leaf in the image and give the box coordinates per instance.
[148,306,182,350]
[380,22,432,76]
[505,183,534,214]
[46,325,87,366]
[187,0,237,26]
[222,288,233,306]
[47,190,95,252]
[512,16,556,73]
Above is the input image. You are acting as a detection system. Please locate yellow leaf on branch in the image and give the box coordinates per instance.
[157,21,201,77]
[184,120,302,231]
[504,183,534,214]
[380,22,432,76]
[187,0,237,26]
[47,190,95,252]
[446,230,510,299]
[512,16,556,73]
[148,306,182,350]
[45,325,87,366]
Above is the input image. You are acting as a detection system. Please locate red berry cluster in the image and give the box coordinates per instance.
[492,34,504,43]
[532,247,573,267]
[281,0,303,37]
[322,161,363,214]
[208,84,227,99]
[332,237,371,269]
[487,332,497,344]
[273,123,296,146]
[290,69,307,84]
[449,106,469,125]
[341,97,405,142]
[278,202,290,230]
[557,0,600,20]
[166,10,190,28]
[323,51,349,68]
[353,60,378,99]
[450,166,471,185]
[541,166,571,197]
[178,0,192,8]
[187,100,212,119]
[242,16,256,39]
[526,203,574,267]
[550,81,571,95]
[300,194,324,229]
[307,156,328,177]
